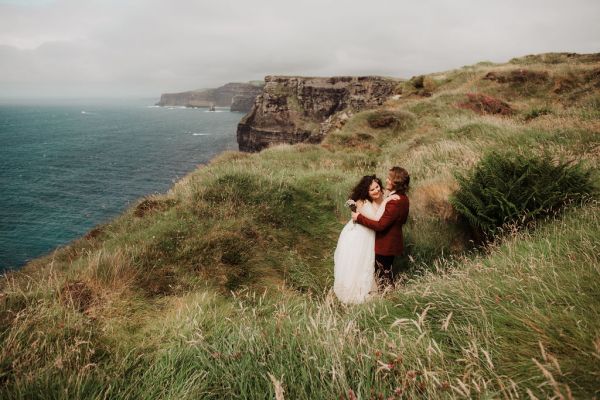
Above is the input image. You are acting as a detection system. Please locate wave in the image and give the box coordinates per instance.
[183,131,211,136]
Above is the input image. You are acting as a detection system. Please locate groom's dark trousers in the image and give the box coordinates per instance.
[356,194,410,287]
[375,255,395,286]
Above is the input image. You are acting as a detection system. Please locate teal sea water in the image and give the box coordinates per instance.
[0,98,241,271]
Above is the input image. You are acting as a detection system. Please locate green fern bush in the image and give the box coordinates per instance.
[450,151,595,237]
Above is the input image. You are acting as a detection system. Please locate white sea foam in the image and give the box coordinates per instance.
[183,130,211,136]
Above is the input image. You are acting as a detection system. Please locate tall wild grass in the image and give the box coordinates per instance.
[1,53,599,399]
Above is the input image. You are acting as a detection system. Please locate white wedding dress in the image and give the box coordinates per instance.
[333,200,385,304]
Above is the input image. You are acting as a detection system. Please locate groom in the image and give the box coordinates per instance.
[352,166,410,287]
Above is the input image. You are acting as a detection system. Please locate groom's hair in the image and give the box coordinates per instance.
[389,167,410,195]
[350,175,383,201]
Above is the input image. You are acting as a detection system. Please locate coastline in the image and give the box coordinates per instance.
[2,54,599,398]
[0,100,242,271]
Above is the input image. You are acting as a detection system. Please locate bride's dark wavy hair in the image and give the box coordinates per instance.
[350,175,383,201]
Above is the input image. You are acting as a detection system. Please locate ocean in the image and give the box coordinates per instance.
[0,98,242,271]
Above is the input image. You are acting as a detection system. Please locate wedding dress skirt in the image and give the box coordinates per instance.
[333,201,381,304]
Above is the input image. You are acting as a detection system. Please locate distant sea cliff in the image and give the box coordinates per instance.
[156,76,402,152]
[156,81,264,112]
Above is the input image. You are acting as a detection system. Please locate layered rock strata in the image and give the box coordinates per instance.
[157,82,264,112]
[237,75,398,152]
[231,94,258,112]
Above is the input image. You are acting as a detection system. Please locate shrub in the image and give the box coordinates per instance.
[407,75,436,96]
[450,151,595,237]
[422,76,438,94]
[410,75,425,89]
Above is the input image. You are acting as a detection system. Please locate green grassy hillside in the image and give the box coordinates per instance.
[1,53,599,399]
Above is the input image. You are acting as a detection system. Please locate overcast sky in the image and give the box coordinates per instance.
[1,0,599,99]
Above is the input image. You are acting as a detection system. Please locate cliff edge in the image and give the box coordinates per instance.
[237,75,398,152]
[157,82,264,112]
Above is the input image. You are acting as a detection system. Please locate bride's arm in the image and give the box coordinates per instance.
[355,200,365,212]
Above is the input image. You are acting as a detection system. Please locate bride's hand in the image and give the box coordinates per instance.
[388,194,400,201]
[351,211,359,221]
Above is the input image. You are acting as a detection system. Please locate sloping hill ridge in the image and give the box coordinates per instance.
[157,81,264,112]
[1,52,599,399]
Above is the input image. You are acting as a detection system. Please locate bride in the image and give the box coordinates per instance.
[333,175,397,304]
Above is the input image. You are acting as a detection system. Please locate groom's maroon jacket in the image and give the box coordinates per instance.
[356,195,409,256]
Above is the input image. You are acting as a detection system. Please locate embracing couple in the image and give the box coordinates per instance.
[333,166,410,304]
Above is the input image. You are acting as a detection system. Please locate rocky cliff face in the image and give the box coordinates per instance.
[237,75,398,152]
[157,82,264,112]
[231,94,258,112]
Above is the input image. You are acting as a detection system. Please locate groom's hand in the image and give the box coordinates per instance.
[351,211,359,222]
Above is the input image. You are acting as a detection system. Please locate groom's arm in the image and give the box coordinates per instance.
[355,200,407,232]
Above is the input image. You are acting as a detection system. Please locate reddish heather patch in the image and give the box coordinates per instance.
[457,93,513,116]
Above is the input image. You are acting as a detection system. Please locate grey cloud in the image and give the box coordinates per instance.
[1,0,599,98]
